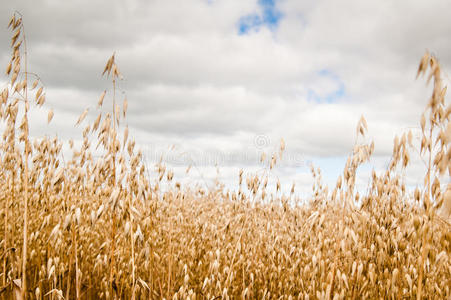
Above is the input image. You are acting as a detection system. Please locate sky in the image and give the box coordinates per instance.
[1,0,451,197]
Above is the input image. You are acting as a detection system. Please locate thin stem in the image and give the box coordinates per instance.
[109,75,118,298]
[21,21,29,300]
[130,210,135,300]
[167,220,173,297]
[75,225,79,300]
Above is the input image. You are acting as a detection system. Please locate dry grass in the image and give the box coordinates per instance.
[0,13,450,299]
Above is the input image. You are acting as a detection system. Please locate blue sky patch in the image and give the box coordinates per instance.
[307,69,346,103]
[238,0,283,34]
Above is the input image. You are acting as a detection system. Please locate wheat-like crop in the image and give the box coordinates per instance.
[0,13,450,299]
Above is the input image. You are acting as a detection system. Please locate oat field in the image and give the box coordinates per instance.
[0,13,450,300]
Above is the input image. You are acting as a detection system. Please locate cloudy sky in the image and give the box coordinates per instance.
[1,0,451,196]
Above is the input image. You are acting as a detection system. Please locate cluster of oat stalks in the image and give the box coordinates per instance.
[0,13,450,300]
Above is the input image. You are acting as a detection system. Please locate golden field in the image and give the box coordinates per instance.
[0,14,450,299]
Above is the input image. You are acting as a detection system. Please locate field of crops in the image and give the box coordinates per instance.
[0,14,450,299]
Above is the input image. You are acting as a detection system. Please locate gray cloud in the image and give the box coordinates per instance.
[0,0,450,194]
